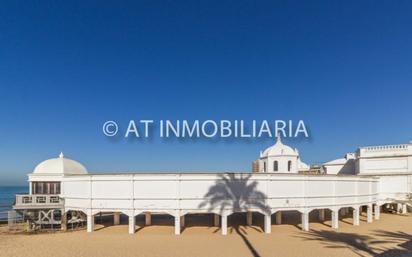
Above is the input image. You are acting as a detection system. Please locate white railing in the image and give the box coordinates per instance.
[361,144,409,152]
[14,194,64,207]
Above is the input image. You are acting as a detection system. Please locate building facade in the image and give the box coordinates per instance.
[13,140,412,235]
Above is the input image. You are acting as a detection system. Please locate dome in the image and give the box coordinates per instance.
[33,152,88,175]
[261,136,298,157]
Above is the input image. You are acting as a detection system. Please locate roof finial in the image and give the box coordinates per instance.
[276,133,282,144]
[59,152,64,158]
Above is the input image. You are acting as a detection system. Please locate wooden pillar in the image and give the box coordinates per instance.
[214,214,220,227]
[180,215,185,228]
[397,203,402,213]
[275,211,282,225]
[145,212,151,226]
[318,209,325,221]
[246,212,253,226]
[402,204,408,214]
[113,212,120,225]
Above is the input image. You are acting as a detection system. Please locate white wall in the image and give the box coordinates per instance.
[61,173,379,216]
[357,143,412,175]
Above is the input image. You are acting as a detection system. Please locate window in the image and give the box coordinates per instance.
[273,161,278,172]
[32,182,61,194]
[263,162,266,172]
[288,161,292,172]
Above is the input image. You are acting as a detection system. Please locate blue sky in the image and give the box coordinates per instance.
[0,1,411,185]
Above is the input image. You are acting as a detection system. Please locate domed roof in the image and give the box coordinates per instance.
[33,152,88,175]
[261,136,298,158]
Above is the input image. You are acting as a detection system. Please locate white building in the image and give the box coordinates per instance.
[14,140,412,235]
[258,136,310,173]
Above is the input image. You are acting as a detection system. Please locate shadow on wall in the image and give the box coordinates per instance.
[198,173,271,257]
[298,229,412,257]
[198,173,270,215]
[338,159,356,175]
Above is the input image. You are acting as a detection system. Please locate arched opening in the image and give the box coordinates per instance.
[93,212,124,231]
[133,212,176,233]
[273,161,278,172]
[288,160,292,172]
[263,162,266,172]
[180,213,217,233]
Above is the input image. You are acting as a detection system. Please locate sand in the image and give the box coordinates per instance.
[1,212,411,257]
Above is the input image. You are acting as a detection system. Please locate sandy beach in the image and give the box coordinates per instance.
[1,212,411,257]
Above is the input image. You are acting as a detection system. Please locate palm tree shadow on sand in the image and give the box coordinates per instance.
[198,173,271,257]
[297,229,412,257]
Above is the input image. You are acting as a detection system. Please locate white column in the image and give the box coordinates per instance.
[246,212,253,226]
[353,207,360,226]
[87,214,94,233]
[174,216,181,235]
[113,212,120,225]
[367,205,373,223]
[301,212,309,231]
[264,214,271,234]
[397,203,402,213]
[61,211,67,231]
[221,214,227,235]
[331,210,339,229]
[128,215,135,234]
[29,182,33,195]
[180,215,185,228]
[145,212,151,226]
[275,211,282,225]
[402,204,408,214]
[214,214,220,227]
[374,205,380,220]
[318,209,325,221]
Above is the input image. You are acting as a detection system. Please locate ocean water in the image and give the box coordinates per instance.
[0,186,27,220]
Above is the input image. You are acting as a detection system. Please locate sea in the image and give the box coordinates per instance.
[0,186,27,221]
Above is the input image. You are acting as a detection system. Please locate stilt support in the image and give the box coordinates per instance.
[318,209,325,221]
[367,205,373,223]
[128,215,135,234]
[214,214,220,227]
[180,215,185,228]
[353,207,360,226]
[374,205,380,220]
[275,211,282,225]
[87,214,94,233]
[331,210,339,229]
[264,214,271,234]
[174,215,181,235]
[246,212,253,226]
[301,212,309,231]
[113,212,120,225]
[221,214,227,235]
[145,212,151,226]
